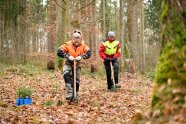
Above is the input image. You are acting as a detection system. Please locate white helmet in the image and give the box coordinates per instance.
[72,32,81,38]
[108,31,115,37]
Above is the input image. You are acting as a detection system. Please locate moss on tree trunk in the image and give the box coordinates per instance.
[151,0,186,123]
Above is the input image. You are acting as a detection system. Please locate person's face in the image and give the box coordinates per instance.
[108,36,115,41]
[72,36,81,46]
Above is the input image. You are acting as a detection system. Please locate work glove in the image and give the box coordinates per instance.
[68,56,74,61]
[75,56,82,61]
[111,57,117,62]
[82,54,88,59]
[64,53,70,58]
[104,57,110,63]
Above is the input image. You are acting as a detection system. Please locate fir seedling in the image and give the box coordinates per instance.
[17,86,33,98]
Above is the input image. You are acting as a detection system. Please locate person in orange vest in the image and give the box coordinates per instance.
[99,31,121,91]
[57,30,91,100]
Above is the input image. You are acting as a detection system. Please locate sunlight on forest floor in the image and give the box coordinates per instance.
[0,65,152,123]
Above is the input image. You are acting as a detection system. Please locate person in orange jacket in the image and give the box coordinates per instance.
[57,30,91,100]
[99,31,121,91]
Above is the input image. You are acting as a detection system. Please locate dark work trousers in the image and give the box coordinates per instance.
[104,60,119,89]
[63,61,81,97]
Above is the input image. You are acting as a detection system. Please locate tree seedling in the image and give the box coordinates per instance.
[16,86,33,106]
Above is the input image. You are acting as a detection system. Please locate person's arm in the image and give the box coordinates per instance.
[57,43,70,58]
[113,42,121,59]
[99,43,107,59]
[82,44,91,59]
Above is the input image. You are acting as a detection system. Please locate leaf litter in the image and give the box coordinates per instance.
[0,70,152,123]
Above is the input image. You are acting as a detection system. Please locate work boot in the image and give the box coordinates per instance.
[65,83,73,100]
[66,93,73,100]
[108,85,116,91]
[115,84,121,88]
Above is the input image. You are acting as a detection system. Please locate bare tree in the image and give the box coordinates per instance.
[55,0,67,69]
[119,0,125,72]
[139,0,145,73]
[127,0,140,72]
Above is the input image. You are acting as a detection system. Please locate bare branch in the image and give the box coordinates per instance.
[53,0,66,10]
[76,0,95,12]
[79,15,110,25]
[62,0,66,5]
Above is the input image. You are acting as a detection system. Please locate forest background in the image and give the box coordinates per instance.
[0,0,185,123]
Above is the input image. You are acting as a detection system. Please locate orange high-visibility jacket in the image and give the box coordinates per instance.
[59,40,90,58]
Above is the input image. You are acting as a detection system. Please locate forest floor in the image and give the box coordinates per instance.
[0,65,152,124]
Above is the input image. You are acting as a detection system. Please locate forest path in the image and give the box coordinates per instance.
[0,69,152,123]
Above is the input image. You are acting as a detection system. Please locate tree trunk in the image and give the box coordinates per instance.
[0,0,27,64]
[151,0,186,123]
[103,0,106,37]
[47,0,56,53]
[119,0,125,72]
[55,0,66,69]
[139,0,145,73]
[0,1,5,63]
[127,0,140,73]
